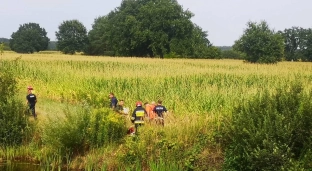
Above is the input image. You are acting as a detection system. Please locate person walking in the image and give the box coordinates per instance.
[26,86,37,119]
[144,101,156,122]
[131,101,147,134]
[109,92,118,110]
[153,100,167,126]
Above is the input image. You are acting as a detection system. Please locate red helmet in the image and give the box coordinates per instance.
[27,86,33,90]
[136,101,142,107]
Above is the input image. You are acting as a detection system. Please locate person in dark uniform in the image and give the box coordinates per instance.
[153,100,167,126]
[131,101,147,134]
[109,92,118,110]
[26,86,37,119]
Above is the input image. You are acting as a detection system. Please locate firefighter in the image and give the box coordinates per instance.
[26,86,37,119]
[131,101,147,134]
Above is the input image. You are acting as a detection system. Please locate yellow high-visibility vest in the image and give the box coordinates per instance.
[136,110,145,117]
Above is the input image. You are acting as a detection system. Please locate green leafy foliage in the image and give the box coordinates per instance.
[0,67,28,146]
[41,106,127,155]
[0,43,4,55]
[85,0,215,58]
[84,16,110,56]
[9,23,49,53]
[222,82,312,170]
[233,21,284,63]
[55,20,88,54]
[221,49,244,59]
[302,32,312,62]
[0,38,11,51]
[279,27,312,62]
[87,108,127,147]
[47,41,57,51]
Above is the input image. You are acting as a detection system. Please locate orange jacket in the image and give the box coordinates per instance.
[146,104,156,119]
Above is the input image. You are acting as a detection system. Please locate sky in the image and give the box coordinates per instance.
[1,0,311,46]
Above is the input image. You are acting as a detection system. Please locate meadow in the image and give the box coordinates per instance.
[0,52,312,170]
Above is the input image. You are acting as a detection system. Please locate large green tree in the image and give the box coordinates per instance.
[279,27,312,62]
[85,0,215,58]
[279,27,303,61]
[233,21,284,63]
[84,16,111,56]
[56,20,88,54]
[9,23,49,53]
[302,31,312,62]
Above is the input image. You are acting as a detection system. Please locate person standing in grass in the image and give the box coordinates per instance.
[131,101,147,134]
[26,86,37,119]
[153,100,167,126]
[109,92,118,110]
[144,101,156,122]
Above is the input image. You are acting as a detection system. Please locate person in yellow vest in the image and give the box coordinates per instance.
[131,101,147,134]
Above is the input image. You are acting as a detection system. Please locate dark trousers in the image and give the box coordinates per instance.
[29,104,36,118]
[134,123,143,134]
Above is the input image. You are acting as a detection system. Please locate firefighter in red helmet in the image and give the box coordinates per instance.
[131,101,147,134]
[27,86,33,90]
[26,86,37,119]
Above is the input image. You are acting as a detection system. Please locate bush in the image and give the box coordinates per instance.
[41,106,127,155]
[222,82,312,170]
[0,70,28,146]
[87,108,127,147]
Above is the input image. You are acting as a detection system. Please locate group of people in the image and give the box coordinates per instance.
[108,92,168,134]
[25,89,168,134]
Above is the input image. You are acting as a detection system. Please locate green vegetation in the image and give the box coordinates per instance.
[221,49,244,59]
[42,106,127,157]
[0,52,311,170]
[0,68,29,146]
[56,20,88,54]
[0,38,11,51]
[84,0,217,58]
[9,23,49,53]
[47,41,57,51]
[279,27,312,62]
[4,0,312,61]
[0,43,4,55]
[222,83,312,170]
[233,21,284,64]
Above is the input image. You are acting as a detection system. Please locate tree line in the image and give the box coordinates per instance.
[6,0,312,63]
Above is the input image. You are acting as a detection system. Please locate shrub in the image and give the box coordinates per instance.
[222,82,312,170]
[87,108,127,147]
[0,70,28,146]
[41,106,90,155]
[41,106,127,155]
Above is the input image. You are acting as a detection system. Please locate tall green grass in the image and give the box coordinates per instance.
[221,82,312,170]
[0,52,312,170]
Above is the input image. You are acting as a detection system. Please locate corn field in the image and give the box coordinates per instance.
[1,52,312,170]
[1,52,311,115]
